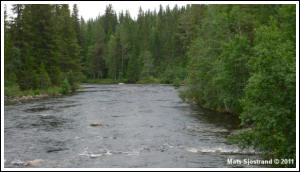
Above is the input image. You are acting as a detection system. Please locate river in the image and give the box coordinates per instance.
[4,84,263,168]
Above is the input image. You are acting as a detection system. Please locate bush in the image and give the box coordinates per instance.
[66,70,83,91]
[60,78,71,95]
[137,76,160,84]
[4,84,22,97]
[161,66,186,85]
[233,17,296,167]
[172,78,182,87]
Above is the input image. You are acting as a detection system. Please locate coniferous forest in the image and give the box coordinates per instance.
[4,4,296,167]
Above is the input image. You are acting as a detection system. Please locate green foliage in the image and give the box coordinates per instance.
[4,84,22,97]
[238,15,295,166]
[106,34,120,80]
[5,86,61,97]
[39,63,51,89]
[137,76,160,84]
[227,129,256,149]
[60,77,71,95]
[182,4,295,165]
[80,4,188,83]
[126,47,140,83]
[172,78,182,88]
[141,50,154,78]
[161,66,186,85]
[213,35,252,113]
[5,4,83,94]
[83,78,121,84]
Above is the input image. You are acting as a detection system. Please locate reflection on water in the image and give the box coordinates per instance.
[4,84,263,168]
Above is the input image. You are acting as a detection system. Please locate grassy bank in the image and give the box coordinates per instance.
[83,78,124,84]
[5,85,61,97]
[136,76,161,84]
[4,81,82,99]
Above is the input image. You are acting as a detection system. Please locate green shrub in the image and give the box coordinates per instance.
[45,86,60,95]
[4,84,22,97]
[172,78,182,87]
[161,66,186,85]
[137,76,160,84]
[60,78,71,95]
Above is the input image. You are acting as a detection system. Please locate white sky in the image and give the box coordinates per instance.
[4,1,192,21]
[5,1,295,21]
[70,2,191,21]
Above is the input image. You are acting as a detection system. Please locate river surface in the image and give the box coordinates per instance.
[4,84,263,168]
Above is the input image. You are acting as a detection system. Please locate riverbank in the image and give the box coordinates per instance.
[4,79,182,104]
[4,94,60,103]
[4,86,73,103]
[178,88,238,116]
[83,77,161,84]
[83,77,183,86]
[83,78,123,84]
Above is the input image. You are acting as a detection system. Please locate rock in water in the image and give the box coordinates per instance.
[24,159,44,166]
[118,83,124,85]
[211,128,229,133]
[100,106,107,110]
[193,125,199,129]
[90,122,108,127]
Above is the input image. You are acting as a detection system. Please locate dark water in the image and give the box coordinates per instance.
[4,84,263,168]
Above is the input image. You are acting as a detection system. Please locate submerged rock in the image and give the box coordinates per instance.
[100,106,107,110]
[211,128,229,133]
[193,125,200,129]
[90,122,108,127]
[24,159,44,166]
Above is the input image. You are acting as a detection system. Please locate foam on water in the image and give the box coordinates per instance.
[186,146,256,154]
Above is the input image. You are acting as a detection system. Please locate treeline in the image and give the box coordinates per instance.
[4,4,195,93]
[4,4,84,95]
[4,4,296,166]
[80,4,193,84]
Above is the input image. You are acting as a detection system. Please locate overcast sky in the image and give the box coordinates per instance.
[71,2,191,20]
[4,1,192,21]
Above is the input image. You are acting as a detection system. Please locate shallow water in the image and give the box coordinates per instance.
[4,84,264,168]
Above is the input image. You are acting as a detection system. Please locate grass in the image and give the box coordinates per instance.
[5,85,61,97]
[83,78,124,84]
[136,76,161,84]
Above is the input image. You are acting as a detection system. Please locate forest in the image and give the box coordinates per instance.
[4,4,296,167]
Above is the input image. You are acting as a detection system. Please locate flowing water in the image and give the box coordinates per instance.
[4,84,263,168]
